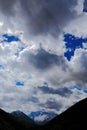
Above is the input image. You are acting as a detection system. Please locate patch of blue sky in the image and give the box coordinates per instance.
[70,86,82,91]
[83,89,87,93]
[70,85,87,94]
[16,81,24,87]
[64,33,87,61]
[0,34,20,43]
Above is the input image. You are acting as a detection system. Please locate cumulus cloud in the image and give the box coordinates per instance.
[34,86,87,114]
[68,49,87,87]
[19,44,87,90]
[0,37,87,114]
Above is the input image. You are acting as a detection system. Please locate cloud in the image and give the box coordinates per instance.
[43,100,63,111]
[69,49,87,87]
[0,0,16,16]
[20,0,78,36]
[38,84,72,97]
[0,0,78,37]
[83,0,87,12]
[0,36,87,114]
[35,86,87,114]
[28,47,67,70]
[0,0,87,115]
[64,4,87,37]
[39,86,72,97]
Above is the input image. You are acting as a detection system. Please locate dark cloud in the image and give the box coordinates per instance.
[20,96,39,104]
[29,47,67,70]
[0,0,16,16]
[83,0,87,12]
[71,52,87,87]
[0,0,78,36]
[39,85,72,97]
[20,0,77,36]
[43,100,62,111]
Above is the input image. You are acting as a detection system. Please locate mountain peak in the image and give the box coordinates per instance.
[28,111,57,124]
[11,110,34,124]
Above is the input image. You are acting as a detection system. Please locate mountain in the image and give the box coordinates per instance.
[39,97,87,130]
[0,109,38,130]
[11,110,34,124]
[1,98,87,130]
[28,111,56,124]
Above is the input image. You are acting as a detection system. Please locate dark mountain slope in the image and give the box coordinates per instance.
[0,109,37,130]
[11,110,34,124]
[39,97,87,130]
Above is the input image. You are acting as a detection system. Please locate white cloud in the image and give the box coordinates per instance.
[0,31,87,113]
[68,48,87,87]
[64,13,87,37]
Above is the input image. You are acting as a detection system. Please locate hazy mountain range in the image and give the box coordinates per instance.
[0,98,87,130]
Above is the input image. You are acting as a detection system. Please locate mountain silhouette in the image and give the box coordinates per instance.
[0,109,37,130]
[40,97,87,130]
[0,98,87,130]
[11,110,34,124]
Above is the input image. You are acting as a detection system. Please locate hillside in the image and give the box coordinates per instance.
[0,109,37,130]
[40,97,87,130]
[0,98,87,130]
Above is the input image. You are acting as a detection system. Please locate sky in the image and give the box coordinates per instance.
[0,0,87,115]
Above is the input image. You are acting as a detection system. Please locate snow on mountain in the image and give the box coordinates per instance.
[28,111,57,124]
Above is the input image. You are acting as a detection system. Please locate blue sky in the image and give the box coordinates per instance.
[16,81,24,87]
[0,0,87,116]
[64,33,87,61]
[0,34,20,43]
